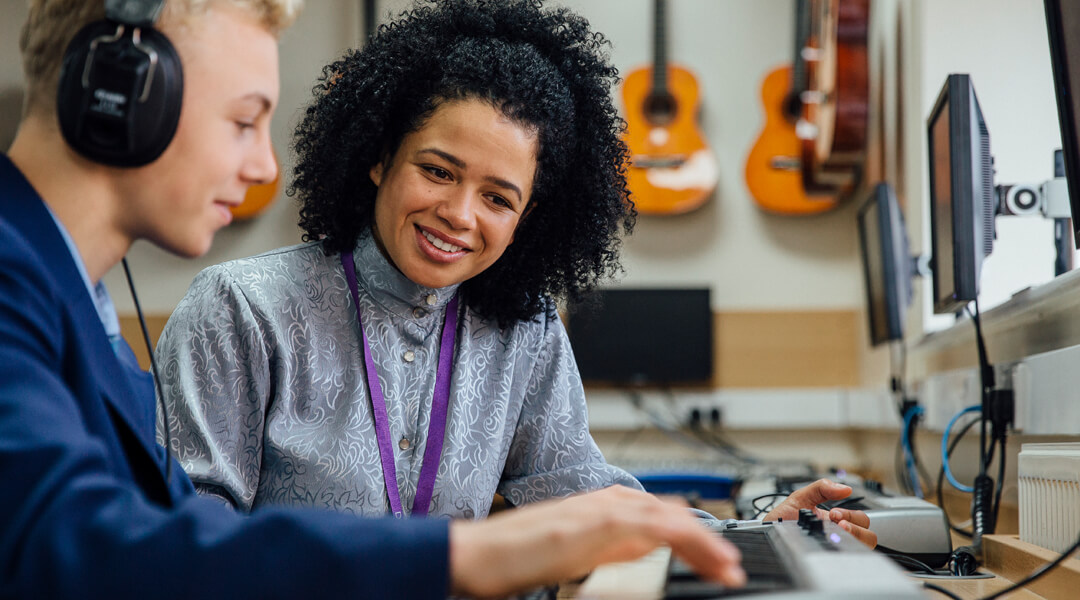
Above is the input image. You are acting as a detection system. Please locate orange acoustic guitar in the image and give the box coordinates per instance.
[622,0,718,216]
[229,149,280,221]
[744,0,840,215]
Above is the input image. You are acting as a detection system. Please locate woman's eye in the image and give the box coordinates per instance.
[425,166,451,180]
[489,195,513,209]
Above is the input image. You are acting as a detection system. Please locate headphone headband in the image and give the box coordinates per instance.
[105,0,166,28]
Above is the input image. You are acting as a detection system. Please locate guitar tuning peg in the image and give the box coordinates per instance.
[801,47,822,62]
[799,90,826,105]
[795,119,819,141]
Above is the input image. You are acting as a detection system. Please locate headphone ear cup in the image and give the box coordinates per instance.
[57,20,183,167]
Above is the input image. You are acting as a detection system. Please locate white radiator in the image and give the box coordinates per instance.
[1019,443,1080,553]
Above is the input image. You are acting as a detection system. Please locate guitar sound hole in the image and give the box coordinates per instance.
[644,93,677,125]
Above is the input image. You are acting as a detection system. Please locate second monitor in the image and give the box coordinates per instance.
[927,73,997,315]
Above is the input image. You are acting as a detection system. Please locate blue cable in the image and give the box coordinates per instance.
[942,405,982,493]
[901,404,925,498]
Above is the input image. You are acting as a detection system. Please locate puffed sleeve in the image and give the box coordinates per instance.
[156,265,271,511]
[497,306,642,506]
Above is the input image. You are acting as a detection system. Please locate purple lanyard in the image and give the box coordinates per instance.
[340,251,458,518]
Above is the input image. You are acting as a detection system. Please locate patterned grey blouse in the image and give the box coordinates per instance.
[156,232,639,519]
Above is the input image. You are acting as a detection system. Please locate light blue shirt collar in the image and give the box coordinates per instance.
[44,205,122,340]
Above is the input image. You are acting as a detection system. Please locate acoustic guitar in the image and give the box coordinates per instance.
[229,149,280,221]
[799,0,870,195]
[744,0,840,215]
[621,0,718,216]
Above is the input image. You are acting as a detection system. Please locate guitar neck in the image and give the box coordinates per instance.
[787,0,812,120]
[651,0,669,97]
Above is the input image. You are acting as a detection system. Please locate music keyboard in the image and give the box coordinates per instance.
[576,516,924,599]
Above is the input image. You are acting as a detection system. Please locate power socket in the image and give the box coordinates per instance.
[685,405,724,430]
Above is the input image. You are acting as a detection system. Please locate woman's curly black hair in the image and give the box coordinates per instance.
[290,0,634,327]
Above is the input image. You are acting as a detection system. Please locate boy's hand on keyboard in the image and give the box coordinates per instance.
[761,479,878,549]
[448,485,746,598]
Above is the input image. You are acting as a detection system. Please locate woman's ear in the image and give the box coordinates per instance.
[369,161,384,186]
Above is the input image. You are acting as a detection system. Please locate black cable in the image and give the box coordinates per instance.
[122,258,173,484]
[623,389,753,471]
[965,298,1001,555]
[978,530,1080,600]
[895,435,913,496]
[937,414,980,538]
[923,582,964,600]
[991,435,1007,530]
[982,435,998,474]
[902,404,936,497]
[892,342,935,497]
[911,432,936,496]
[751,493,789,519]
[885,552,939,574]
[965,302,992,474]
[687,422,761,465]
[663,388,762,466]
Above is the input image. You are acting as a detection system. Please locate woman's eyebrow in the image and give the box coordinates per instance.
[417,147,524,202]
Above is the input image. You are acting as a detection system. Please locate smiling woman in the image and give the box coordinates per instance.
[154,0,640,522]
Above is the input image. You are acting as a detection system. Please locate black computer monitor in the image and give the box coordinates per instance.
[927,74,996,315]
[566,288,713,386]
[1044,0,1080,247]
[857,183,913,346]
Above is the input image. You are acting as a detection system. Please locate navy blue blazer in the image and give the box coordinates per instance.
[0,155,449,599]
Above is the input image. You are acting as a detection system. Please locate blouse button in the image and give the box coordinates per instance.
[403,350,416,363]
[398,437,411,450]
[425,294,438,306]
[412,307,427,319]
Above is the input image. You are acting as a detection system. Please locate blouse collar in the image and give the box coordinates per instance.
[350,230,461,320]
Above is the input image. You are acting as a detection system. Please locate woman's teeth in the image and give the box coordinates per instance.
[423,230,462,252]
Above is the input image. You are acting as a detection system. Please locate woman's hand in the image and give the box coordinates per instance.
[762,478,878,548]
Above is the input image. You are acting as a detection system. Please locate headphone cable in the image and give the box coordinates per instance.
[122,257,173,485]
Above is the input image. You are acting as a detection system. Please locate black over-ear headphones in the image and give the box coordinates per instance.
[57,0,183,167]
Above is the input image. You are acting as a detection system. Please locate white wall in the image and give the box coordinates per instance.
[563,0,865,311]
[0,0,869,315]
[1,0,1070,352]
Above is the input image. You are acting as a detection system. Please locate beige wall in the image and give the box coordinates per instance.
[0,0,1073,393]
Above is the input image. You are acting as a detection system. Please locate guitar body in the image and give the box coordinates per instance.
[745,65,839,215]
[622,63,718,215]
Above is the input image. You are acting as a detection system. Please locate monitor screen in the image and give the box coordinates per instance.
[927,74,996,315]
[566,288,713,386]
[1044,0,1080,247]
[857,183,912,346]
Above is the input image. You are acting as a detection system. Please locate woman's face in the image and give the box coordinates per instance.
[370,98,538,289]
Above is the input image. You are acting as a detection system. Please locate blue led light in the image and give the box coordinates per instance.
[830,533,842,544]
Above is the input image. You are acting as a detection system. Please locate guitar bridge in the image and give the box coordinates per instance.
[631,155,687,169]
[769,156,801,171]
